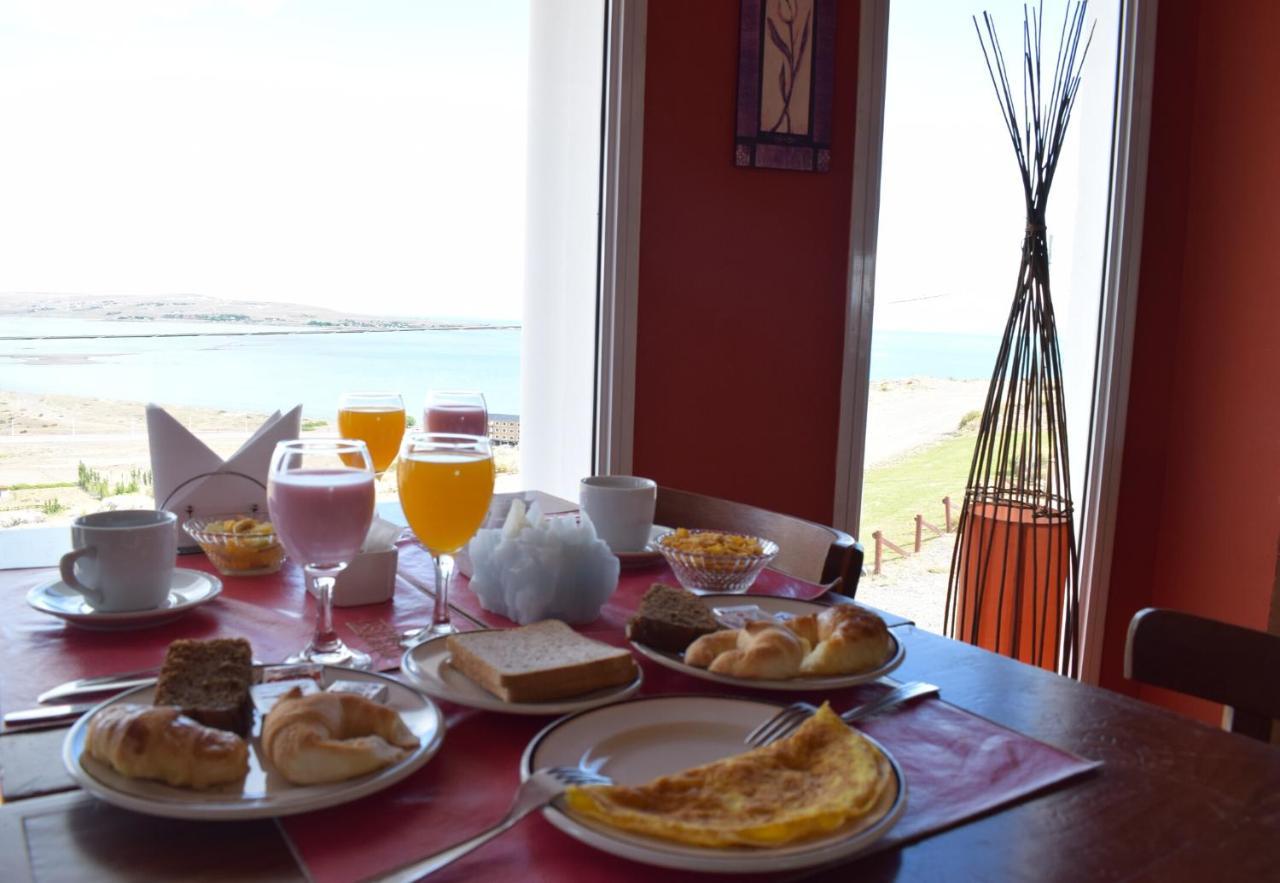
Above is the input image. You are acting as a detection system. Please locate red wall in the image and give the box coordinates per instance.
[1099,0,1280,720]
[631,0,859,525]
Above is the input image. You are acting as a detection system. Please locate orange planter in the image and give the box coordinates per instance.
[954,501,1071,672]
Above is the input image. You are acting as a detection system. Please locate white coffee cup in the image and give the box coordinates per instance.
[579,476,657,553]
[59,510,178,612]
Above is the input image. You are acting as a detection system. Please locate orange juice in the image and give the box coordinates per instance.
[397,450,495,553]
[338,406,406,474]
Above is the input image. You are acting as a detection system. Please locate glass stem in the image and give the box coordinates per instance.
[432,553,454,629]
[308,567,341,654]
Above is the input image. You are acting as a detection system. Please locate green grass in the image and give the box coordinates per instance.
[860,434,976,556]
[4,481,76,491]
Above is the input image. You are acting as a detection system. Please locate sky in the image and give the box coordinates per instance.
[875,0,1119,335]
[0,1,1118,329]
[0,0,530,321]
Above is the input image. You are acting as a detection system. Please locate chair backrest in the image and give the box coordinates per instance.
[1125,607,1280,741]
[654,486,863,595]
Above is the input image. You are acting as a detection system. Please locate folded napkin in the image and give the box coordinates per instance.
[147,404,301,547]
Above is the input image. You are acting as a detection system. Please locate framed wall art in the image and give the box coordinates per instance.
[735,0,836,172]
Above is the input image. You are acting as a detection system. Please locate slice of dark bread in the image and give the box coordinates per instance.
[153,638,254,736]
[626,583,720,653]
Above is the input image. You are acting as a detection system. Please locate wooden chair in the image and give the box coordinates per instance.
[654,486,864,596]
[1124,607,1280,741]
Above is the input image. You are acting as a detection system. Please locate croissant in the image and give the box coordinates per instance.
[788,607,892,676]
[703,622,811,679]
[684,629,739,667]
[83,704,249,789]
[261,688,419,785]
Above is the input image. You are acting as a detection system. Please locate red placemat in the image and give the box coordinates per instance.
[282,670,1099,883]
[0,545,468,716]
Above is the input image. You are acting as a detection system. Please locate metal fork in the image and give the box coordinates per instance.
[744,681,940,748]
[361,766,612,882]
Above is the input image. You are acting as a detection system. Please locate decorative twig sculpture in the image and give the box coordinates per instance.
[944,2,1093,677]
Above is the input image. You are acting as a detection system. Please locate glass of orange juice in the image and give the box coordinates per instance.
[337,392,406,476]
[398,432,495,642]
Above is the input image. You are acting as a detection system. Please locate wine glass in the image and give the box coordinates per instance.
[423,390,488,437]
[337,391,406,476]
[268,438,376,669]
[398,432,495,644]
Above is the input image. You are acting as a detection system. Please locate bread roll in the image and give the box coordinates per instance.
[84,704,249,789]
[707,622,810,679]
[795,606,892,676]
[262,688,418,785]
[684,629,740,667]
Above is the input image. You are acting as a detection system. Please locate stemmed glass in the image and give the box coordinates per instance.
[337,391,406,476]
[268,438,376,669]
[398,432,495,644]
[423,390,488,437]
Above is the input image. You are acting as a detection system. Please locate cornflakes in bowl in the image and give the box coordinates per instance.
[184,514,285,576]
[656,529,779,594]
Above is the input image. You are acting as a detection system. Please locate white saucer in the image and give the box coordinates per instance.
[521,695,906,873]
[26,568,223,630]
[615,525,671,570]
[401,631,644,715]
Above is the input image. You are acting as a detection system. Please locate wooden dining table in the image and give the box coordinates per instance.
[2,499,1278,882]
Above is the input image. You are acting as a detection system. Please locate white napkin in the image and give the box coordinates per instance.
[147,404,302,545]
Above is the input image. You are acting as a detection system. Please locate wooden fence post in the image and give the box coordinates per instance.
[943,496,953,532]
[914,514,924,553]
[872,531,883,575]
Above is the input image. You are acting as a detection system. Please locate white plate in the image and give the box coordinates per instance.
[629,594,905,691]
[62,666,444,820]
[401,632,644,715]
[521,695,906,873]
[616,525,671,569]
[27,568,223,630]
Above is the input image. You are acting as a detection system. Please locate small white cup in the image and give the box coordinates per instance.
[59,510,177,612]
[579,475,657,553]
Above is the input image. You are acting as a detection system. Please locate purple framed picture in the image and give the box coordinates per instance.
[735,0,836,172]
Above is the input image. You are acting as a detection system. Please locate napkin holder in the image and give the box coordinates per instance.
[308,548,398,607]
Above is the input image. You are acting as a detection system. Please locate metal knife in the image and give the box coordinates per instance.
[3,703,94,731]
[36,668,161,705]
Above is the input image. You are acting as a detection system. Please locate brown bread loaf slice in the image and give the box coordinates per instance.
[446,621,637,703]
[153,638,254,736]
[626,583,720,653]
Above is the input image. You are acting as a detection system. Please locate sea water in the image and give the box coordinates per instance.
[0,318,1000,418]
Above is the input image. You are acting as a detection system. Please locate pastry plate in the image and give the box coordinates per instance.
[62,665,444,820]
[522,694,906,873]
[401,631,644,715]
[616,525,672,569]
[27,568,223,630]
[628,594,905,691]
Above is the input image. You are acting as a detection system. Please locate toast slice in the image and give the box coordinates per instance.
[446,621,637,703]
[153,638,254,736]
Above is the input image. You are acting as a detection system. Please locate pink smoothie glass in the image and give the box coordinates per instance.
[424,390,488,437]
[268,438,376,669]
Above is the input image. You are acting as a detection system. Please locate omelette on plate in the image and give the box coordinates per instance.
[564,703,893,848]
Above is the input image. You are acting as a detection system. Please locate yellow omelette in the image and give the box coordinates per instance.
[564,703,892,848]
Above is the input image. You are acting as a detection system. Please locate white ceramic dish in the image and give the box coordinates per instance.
[401,631,644,715]
[616,525,671,569]
[27,568,223,630]
[628,594,905,691]
[62,665,444,820]
[521,694,906,873]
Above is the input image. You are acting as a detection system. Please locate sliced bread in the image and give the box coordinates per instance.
[626,583,720,653]
[446,621,637,703]
[153,638,254,736]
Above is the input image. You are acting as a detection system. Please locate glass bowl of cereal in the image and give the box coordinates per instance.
[183,514,286,576]
[653,528,779,594]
